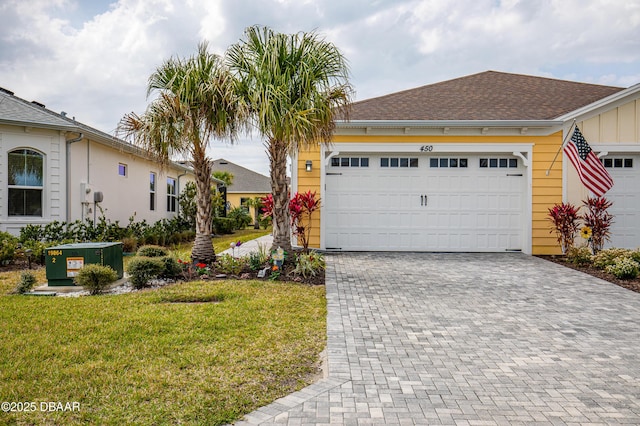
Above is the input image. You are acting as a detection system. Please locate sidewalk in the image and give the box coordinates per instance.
[219,234,273,257]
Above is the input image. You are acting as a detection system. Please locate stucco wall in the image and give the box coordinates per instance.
[69,140,194,225]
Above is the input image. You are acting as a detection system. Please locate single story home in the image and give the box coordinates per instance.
[212,158,270,222]
[292,71,640,255]
[0,87,195,236]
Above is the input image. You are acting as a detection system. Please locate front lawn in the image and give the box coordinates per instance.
[0,278,326,425]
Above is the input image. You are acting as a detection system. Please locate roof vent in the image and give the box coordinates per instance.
[0,87,14,96]
[31,101,46,108]
[61,111,67,117]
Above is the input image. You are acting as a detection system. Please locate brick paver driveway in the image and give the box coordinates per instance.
[239,253,640,425]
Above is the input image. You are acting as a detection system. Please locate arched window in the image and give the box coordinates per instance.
[8,149,43,216]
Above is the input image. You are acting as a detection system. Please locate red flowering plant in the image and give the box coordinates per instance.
[260,194,274,219]
[548,202,581,254]
[581,197,613,253]
[261,191,321,252]
[176,258,211,280]
[289,191,321,253]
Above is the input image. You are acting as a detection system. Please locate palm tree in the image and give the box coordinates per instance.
[227,26,352,251]
[118,42,246,263]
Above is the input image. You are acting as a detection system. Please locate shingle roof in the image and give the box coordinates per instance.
[212,159,270,193]
[0,87,192,173]
[0,89,76,129]
[347,71,624,121]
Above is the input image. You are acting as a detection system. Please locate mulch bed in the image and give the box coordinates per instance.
[537,255,640,294]
[1,258,325,286]
[199,262,325,286]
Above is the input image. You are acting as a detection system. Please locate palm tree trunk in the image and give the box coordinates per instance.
[269,138,292,252]
[191,156,215,264]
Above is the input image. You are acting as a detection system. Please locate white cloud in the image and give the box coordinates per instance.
[1,0,639,174]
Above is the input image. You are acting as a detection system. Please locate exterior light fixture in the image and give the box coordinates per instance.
[305,160,313,172]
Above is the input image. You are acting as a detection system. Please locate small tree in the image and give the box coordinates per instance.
[581,197,613,253]
[548,202,580,254]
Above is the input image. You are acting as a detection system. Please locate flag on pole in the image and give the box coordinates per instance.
[563,126,613,197]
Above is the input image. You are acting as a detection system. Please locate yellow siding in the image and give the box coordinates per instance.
[531,132,564,255]
[600,110,618,142]
[618,102,636,142]
[296,146,322,248]
[579,99,640,143]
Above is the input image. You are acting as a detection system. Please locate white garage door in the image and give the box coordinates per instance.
[325,154,526,251]
[603,155,640,249]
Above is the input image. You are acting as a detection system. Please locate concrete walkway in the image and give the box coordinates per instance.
[219,234,273,257]
[236,252,640,425]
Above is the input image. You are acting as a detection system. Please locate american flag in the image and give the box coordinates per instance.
[563,126,613,197]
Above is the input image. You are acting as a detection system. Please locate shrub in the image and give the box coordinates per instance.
[630,249,640,265]
[121,237,138,253]
[75,264,118,295]
[248,251,266,271]
[547,202,580,254]
[592,248,632,270]
[581,197,614,253]
[215,254,246,275]
[213,217,235,234]
[136,245,169,257]
[293,251,326,278]
[127,257,165,289]
[159,256,182,279]
[15,271,37,294]
[566,246,592,266]
[228,207,252,230]
[0,231,19,264]
[606,257,639,279]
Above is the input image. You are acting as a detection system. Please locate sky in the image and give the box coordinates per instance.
[1,0,640,176]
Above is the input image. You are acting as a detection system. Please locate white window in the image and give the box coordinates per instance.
[8,149,43,217]
[167,177,177,212]
[150,172,156,211]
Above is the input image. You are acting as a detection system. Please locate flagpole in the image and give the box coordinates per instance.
[545,119,577,176]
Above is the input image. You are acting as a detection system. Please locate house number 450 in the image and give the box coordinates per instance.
[419,145,434,152]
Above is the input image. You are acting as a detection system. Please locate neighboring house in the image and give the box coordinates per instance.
[292,71,640,255]
[212,158,270,222]
[0,87,194,236]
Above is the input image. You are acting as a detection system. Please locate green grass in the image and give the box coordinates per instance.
[168,228,271,262]
[0,275,325,424]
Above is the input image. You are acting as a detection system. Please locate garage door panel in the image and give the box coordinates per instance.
[325,154,525,251]
[602,155,639,249]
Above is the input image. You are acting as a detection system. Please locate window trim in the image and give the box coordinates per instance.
[150,172,156,211]
[7,148,44,217]
[167,177,177,213]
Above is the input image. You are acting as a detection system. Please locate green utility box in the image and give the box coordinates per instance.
[45,242,123,286]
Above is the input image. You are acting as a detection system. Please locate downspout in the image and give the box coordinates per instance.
[65,132,83,222]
